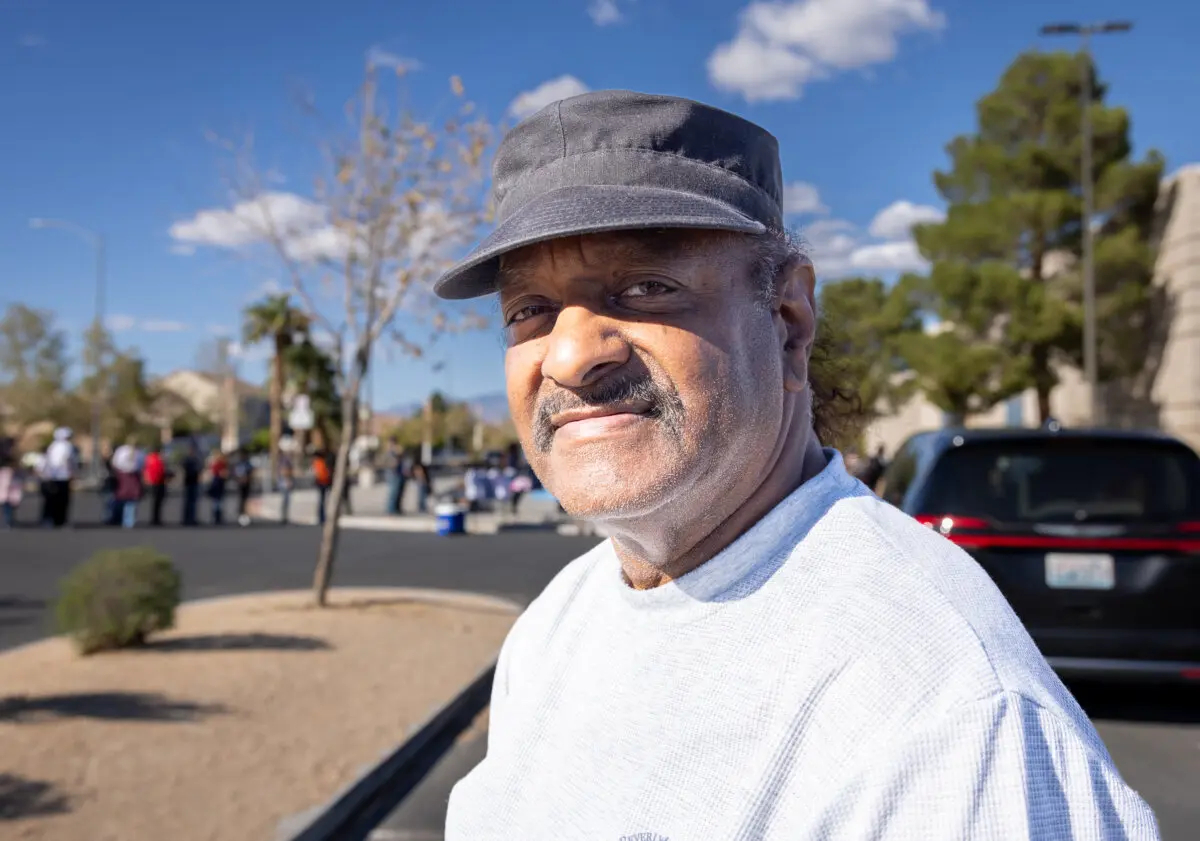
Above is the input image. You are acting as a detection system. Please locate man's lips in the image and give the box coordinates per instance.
[549,401,654,431]
[547,402,656,442]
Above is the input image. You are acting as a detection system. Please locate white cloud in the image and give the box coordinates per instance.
[848,240,925,272]
[244,279,285,303]
[588,0,623,25]
[169,192,354,264]
[228,341,272,363]
[801,199,934,278]
[867,199,944,240]
[19,34,47,48]
[782,181,828,216]
[169,243,196,256]
[708,0,946,102]
[105,314,137,332]
[708,33,821,103]
[141,320,189,333]
[366,47,421,74]
[106,314,190,333]
[509,75,590,120]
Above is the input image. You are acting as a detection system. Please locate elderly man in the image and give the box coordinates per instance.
[437,91,1158,840]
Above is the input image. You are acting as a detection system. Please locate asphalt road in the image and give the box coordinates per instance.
[3,492,1198,839]
[0,492,596,650]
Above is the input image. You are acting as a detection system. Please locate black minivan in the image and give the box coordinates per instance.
[877,427,1200,683]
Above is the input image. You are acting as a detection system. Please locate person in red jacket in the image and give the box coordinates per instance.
[143,445,170,526]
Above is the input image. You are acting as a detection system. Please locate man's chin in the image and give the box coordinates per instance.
[542,447,689,522]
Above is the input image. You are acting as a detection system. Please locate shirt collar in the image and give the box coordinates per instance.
[607,449,864,616]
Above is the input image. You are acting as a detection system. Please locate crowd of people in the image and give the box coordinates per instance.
[0,429,267,529]
[376,441,538,518]
[3,424,552,532]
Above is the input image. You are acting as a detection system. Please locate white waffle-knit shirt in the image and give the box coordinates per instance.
[445,450,1160,840]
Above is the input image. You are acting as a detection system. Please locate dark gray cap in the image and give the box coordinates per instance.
[433,89,784,300]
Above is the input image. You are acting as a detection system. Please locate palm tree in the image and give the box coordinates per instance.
[282,337,341,451]
[242,294,311,486]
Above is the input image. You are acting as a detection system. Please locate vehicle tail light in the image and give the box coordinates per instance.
[915,515,991,537]
[916,514,1200,552]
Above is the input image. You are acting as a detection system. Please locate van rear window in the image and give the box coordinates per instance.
[919,439,1200,524]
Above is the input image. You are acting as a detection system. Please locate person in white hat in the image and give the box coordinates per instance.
[40,427,79,528]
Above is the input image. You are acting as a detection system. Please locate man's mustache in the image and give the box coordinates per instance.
[532,373,685,452]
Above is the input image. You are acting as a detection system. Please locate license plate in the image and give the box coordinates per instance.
[1045,553,1115,590]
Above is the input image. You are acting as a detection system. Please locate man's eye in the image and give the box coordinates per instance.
[506,304,553,326]
[620,280,673,299]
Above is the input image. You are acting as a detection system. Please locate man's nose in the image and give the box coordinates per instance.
[540,305,630,389]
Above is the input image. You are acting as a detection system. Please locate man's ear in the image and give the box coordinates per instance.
[775,257,817,394]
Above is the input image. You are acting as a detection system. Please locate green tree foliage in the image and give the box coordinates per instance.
[816,276,922,429]
[902,50,1164,422]
[243,293,311,483]
[170,406,219,438]
[76,323,157,445]
[385,392,514,454]
[0,303,71,430]
[282,337,341,446]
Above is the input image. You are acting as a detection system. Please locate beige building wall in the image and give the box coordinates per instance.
[157,370,224,418]
[864,164,1200,456]
[155,369,271,450]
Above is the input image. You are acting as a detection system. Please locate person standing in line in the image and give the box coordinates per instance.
[233,448,255,527]
[411,457,431,514]
[278,450,295,525]
[314,447,333,525]
[0,439,23,528]
[143,444,170,526]
[508,466,533,517]
[385,441,408,516]
[111,440,143,529]
[180,441,202,526]
[855,443,889,493]
[41,428,79,528]
[100,445,120,525]
[33,450,50,527]
[340,455,354,516]
[206,449,228,526]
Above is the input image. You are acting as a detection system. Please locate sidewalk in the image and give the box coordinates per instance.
[252,478,570,535]
[3,588,518,841]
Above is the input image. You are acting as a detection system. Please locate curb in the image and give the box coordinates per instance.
[0,588,525,658]
[557,521,612,538]
[276,660,497,841]
[253,513,567,535]
[167,587,525,617]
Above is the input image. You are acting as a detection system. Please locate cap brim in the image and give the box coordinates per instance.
[433,184,767,300]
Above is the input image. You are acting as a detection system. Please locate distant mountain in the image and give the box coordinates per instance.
[383,401,423,418]
[464,392,510,425]
[383,391,510,425]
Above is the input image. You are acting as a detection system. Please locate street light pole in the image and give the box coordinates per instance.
[29,217,107,478]
[1039,20,1132,427]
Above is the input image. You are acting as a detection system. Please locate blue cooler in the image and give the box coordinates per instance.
[435,503,466,536]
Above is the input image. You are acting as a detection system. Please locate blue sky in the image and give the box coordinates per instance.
[2,0,1197,411]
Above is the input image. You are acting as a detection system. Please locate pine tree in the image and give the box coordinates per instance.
[902,50,1163,423]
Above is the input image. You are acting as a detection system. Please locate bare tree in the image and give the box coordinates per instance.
[201,64,495,605]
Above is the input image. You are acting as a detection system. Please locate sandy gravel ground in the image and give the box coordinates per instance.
[0,588,517,841]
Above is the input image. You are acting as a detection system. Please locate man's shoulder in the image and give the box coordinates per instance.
[790,493,1072,710]
[502,540,612,652]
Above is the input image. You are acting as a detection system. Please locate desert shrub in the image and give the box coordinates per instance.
[54,546,181,655]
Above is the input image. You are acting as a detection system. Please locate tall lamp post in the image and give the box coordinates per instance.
[1038,20,1132,427]
[29,217,107,478]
